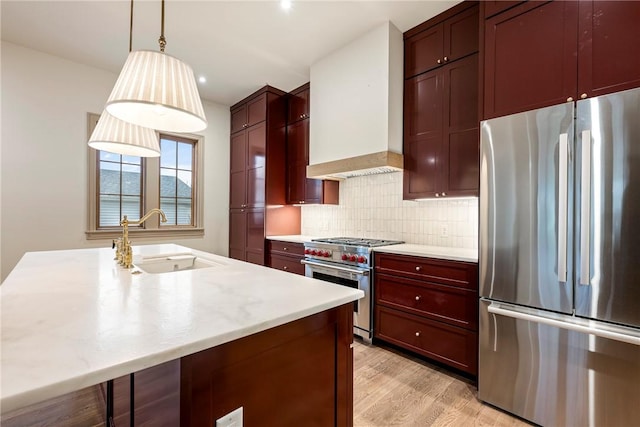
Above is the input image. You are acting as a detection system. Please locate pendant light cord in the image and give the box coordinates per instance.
[129,0,133,52]
[158,0,166,52]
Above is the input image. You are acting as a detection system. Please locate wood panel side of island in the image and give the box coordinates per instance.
[181,303,354,427]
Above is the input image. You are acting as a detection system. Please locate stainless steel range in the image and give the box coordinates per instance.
[302,237,403,343]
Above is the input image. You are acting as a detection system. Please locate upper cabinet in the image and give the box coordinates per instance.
[577,1,640,100]
[403,2,479,200]
[287,86,310,123]
[404,3,479,79]
[230,94,268,134]
[286,83,338,205]
[483,0,640,119]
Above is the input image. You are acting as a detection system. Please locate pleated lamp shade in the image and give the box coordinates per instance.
[88,110,160,157]
[105,50,207,133]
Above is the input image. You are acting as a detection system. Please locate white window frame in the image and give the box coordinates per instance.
[86,112,205,240]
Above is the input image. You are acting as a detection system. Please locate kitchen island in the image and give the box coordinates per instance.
[1,244,363,425]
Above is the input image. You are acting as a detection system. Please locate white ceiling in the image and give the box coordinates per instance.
[1,0,459,106]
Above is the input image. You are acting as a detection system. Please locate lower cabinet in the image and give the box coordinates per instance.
[229,208,266,265]
[374,252,478,375]
[267,240,305,275]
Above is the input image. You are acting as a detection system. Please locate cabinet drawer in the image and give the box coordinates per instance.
[376,273,477,330]
[375,253,478,290]
[268,254,305,276]
[375,306,477,375]
[268,240,304,256]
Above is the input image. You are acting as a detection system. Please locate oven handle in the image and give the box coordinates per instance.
[301,259,370,276]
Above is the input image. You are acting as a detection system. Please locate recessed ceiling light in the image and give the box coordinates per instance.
[198,76,206,84]
[280,0,292,11]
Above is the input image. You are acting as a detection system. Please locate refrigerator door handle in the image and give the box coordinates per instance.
[487,302,640,346]
[557,133,568,283]
[580,130,591,285]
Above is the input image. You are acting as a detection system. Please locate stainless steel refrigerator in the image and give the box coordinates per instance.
[479,87,640,426]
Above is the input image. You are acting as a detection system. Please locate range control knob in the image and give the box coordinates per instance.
[304,249,311,254]
[357,256,366,263]
[311,250,318,256]
[350,255,357,262]
[341,254,348,260]
[324,251,331,257]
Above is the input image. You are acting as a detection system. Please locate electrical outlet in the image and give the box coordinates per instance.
[216,407,243,427]
[440,224,449,238]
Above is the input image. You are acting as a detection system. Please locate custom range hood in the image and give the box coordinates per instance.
[307,22,404,180]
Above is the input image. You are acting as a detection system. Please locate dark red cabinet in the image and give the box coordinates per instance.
[287,87,310,123]
[374,252,479,375]
[404,53,479,199]
[229,86,298,265]
[483,1,578,119]
[577,1,640,99]
[285,83,338,205]
[230,93,267,134]
[483,0,640,119]
[267,240,305,275]
[404,3,478,79]
[403,3,479,200]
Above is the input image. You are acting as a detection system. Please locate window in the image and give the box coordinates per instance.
[160,135,195,226]
[86,113,204,239]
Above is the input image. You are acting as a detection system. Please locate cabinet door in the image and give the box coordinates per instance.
[288,87,310,123]
[403,71,443,199]
[442,54,479,197]
[484,1,579,119]
[405,24,443,78]
[229,132,247,209]
[230,104,247,134]
[246,209,265,265]
[229,210,247,261]
[443,4,479,63]
[246,94,267,127]
[246,122,266,207]
[578,1,640,99]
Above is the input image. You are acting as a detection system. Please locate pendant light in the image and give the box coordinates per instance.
[88,0,160,157]
[105,0,207,133]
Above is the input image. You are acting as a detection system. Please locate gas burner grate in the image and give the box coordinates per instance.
[311,237,404,247]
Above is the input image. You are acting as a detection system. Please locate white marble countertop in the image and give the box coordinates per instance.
[0,244,363,414]
[265,235,317,244]
[373,244,478,263]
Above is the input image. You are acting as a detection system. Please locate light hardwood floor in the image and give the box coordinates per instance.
[3,341,533,426]
[353,340,534,427]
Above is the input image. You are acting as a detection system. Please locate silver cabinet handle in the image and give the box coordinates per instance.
[580,130,591,286]
[437,59,442,64]
[487,302,640,346]
[283,266,288,270]
[283,247,288,251]
[435,193,440,197]
[441,192,446,197]
[580,93,588,99]
[567,97,574,102]
[415,295,421,301]
[301,259,369,276]
[415,266,422,272]
[415,331,421,337]
[558,133,568,283]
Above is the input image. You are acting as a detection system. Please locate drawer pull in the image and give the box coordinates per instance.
[283,247,288,251]
[283,266,288,270]
[415,331,421,337]
[415,295,421,301]
[415,266,422,272]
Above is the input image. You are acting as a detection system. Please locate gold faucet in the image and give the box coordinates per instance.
[116,209,168,268]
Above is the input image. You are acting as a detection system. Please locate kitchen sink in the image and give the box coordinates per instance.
[133,253,224,274]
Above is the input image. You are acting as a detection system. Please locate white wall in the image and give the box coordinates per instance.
[309,21,403,165]
[301,172,478,249]
[0,42,230,282]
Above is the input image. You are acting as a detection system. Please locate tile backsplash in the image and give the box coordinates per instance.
[301,172,478,249]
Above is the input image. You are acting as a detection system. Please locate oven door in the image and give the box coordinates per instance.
[301,259,372,342]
